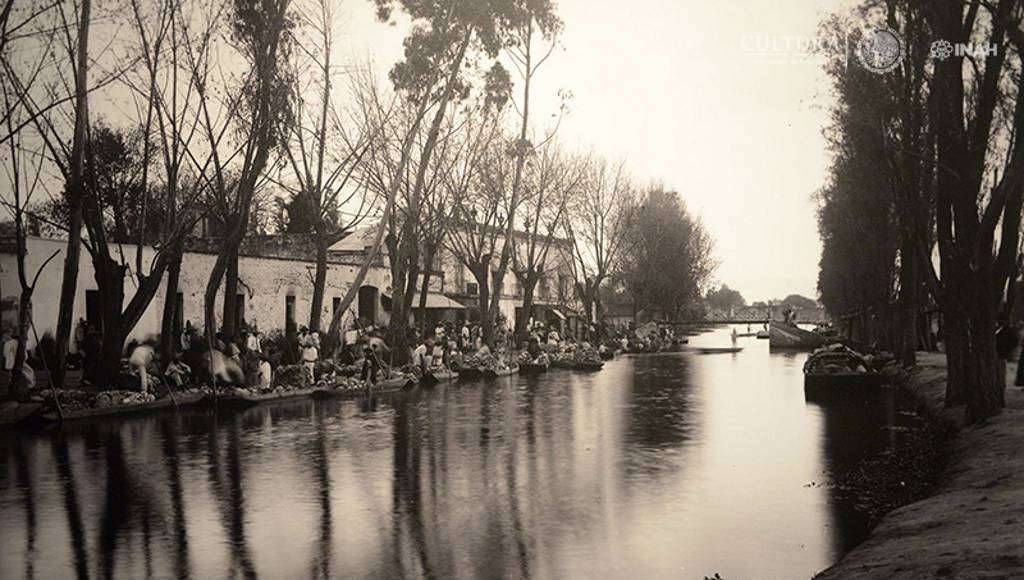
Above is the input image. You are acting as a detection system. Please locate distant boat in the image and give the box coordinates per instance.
[695,346,743,354]
[769,321,827,349]
[756,330,770,339]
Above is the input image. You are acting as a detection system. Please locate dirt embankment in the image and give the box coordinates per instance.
[815,352,1024,579]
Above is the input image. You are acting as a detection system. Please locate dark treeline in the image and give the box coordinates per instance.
[817,1,1024,422]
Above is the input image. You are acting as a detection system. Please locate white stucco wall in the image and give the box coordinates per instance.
[0,236,391,350]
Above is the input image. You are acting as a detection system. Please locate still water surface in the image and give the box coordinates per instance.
[0,326,897,579]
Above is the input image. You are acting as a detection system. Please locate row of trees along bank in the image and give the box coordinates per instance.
[0,0,716,392]
[817,1,1024,423]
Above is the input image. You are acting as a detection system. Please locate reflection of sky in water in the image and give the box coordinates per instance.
[0,325,893,580]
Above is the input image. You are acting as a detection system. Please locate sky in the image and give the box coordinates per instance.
[331,0,852,304]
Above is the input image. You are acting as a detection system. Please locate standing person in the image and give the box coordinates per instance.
[360,345,382,385]
[247,329,261,355]
[2,329,16,371]
[302,332,319,384]
[181,321,193,352]
[731,327,738,346]
[257,355,273,389]
[995,318,1018,387]
[74,318,87,354]
[460,322,470,352]
[434,322,445,342]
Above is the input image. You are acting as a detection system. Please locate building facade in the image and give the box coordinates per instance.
[1,224,579,351]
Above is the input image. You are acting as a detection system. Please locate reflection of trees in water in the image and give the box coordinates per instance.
[98,430,129,580]
[309,404,333,580]
[390,390,434,578]
[13,437,38,580]
[205,419,258,580]
[160,419,192,580]
[53,435,90,580]
[622,356,695,453]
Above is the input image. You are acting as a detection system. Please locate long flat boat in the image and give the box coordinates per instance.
[40,391,207,422]
[519,361,550,374]
[804,373,887,400]
[458,367,485,380]
[485,364,519,378]
[769,321,827,349]
[214,386,320,408]
[314,376,415,398]
[422,369,458,385]
[574,360,604,371]
[694,346,743,354]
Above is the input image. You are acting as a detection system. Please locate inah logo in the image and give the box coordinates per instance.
[929,38,998,60]
[855,25,904,74]
[930,39,954,60]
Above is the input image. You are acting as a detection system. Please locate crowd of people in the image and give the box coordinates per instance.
[2,312,633,396]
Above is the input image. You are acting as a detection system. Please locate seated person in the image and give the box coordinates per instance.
[165,356,192,388]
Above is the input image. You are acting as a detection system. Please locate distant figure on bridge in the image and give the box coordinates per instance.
[731,328,738,346]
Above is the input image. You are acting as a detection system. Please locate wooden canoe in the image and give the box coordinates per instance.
[574,360,604,371]
[694,346,744,354]
[485,364,519,378]
[519,361,550,374]
[214,386,320,408]
[421,369,458,385]
[804,373,887,400]
[41,391,206,422]
[458,367,485,380]
[769,321,827,349]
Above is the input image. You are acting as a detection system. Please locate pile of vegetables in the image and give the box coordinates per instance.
[517,351,550,365]
[574,345,602,365]
[35,388,157,412]
[461,353,510,371]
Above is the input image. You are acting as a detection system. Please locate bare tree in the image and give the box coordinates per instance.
[185,0,294,344]
[511,141,583,343]
[0,91,59,399]
[562,158,635,334]
[444,108,511,347]
[277,0,372,333]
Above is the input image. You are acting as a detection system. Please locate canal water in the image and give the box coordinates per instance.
[0,325,899,580]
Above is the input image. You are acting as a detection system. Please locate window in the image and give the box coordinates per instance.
[467,282,479,296]
[285,295,296,332]
[235,294,245,327]
[85,290,100,328]
[332,297,341,317]
[174,292,184,336]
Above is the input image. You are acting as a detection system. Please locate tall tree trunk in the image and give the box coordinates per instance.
[8,292,32,400]
[308,237,328,332]
[416,248,435,336]
[516,274,538,345]
[52,0,93,389]
[160,244,183,364]
[222,251,239,338]
[94,255,127,388]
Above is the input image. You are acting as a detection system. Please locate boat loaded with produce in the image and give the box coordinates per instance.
[802,343,907,397]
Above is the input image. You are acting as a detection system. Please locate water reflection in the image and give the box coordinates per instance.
[0,327,901,580]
